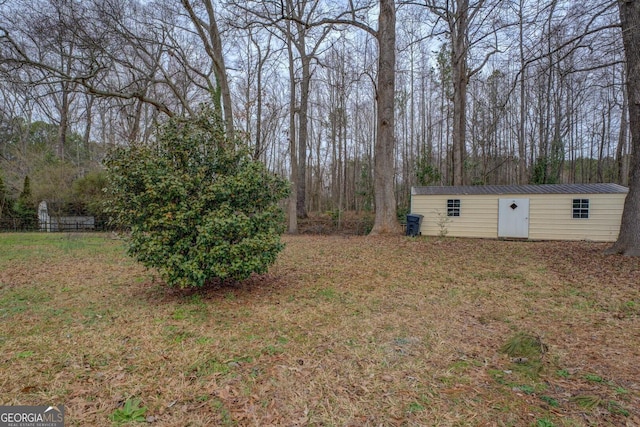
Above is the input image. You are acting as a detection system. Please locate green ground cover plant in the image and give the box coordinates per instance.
[0,233,639,426]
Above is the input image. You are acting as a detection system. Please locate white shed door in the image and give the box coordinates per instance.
[498,198,529,238]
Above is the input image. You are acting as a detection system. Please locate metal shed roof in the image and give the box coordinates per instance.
[411,183,628,196]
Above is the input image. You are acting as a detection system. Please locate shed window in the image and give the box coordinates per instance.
[572,199,589,219]
[447,199,461,217]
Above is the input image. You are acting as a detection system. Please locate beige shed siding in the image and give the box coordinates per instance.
[528,193,626,241]
[411,192,626,241]
[411,195,497,238]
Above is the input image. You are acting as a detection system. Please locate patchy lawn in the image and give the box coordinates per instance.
[0,233,639,426]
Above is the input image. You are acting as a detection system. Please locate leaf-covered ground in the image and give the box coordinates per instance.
[0,233,639,426]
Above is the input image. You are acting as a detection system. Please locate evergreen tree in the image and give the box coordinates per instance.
[0,173,13,220]
[14,176,38,229]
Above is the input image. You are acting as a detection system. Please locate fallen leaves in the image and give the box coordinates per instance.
[0,233,638,425]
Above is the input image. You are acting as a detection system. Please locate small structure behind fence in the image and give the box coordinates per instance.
[37,201,96,232]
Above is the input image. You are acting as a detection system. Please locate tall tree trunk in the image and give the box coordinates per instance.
[370,0,401,235]
[255,63,263,159]
[205,0,233,135]
[286,29,298,234]
[181,0,233,135]
[451,0,468,186]
[617,69,629,185]
[297,54,310,218]
[83,94,94,148]
[254,41,264,160]
[57,83,70,160]
[597,110,607,182]
[129,98,144,144]
[606,0,640,256]
[518,0,528,184]
[249,32,272,160]
[331,100,338,208]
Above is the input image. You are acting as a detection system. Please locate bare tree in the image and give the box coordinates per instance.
[616,67,629,185]
[244,0,402,232]
[180,0,234,134]
[516,0,529,183]
[285,0,332,219]
[285,20,299,233]
[370,0,401,234]
[249,30,272,160]
[227,0,333,219]
[419,0,506,185]
[606,0,640,256]
[2,0,634,237]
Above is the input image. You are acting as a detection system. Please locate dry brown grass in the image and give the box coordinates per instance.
[1,233,639,426]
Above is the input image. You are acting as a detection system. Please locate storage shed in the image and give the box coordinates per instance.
[410,183,628,242]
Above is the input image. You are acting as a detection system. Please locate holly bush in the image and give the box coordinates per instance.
[104,109,289,288]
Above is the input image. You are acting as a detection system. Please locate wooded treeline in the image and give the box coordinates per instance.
[0,1,630,225]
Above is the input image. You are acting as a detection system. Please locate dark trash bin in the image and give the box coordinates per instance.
[405,214,423,237]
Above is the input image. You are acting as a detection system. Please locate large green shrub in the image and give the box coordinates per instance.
[104,109,290,288]
[71,170,109,220]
